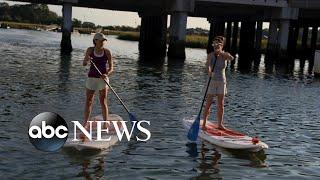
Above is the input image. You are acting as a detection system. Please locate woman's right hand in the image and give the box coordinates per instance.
[83,47,93,66]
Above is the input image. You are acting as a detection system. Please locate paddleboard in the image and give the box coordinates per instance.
[183,117,268,152]
[63,114,123,151]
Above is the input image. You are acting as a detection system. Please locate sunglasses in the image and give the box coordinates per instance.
[212,42,223,46]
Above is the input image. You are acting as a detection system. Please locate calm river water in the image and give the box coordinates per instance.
[0,29,320,179]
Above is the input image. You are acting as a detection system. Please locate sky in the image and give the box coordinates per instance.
[2,0,210,29]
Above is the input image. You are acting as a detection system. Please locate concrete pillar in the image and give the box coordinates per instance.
[309,26,318,71]
[168,12,187,59]
[301,26,309,56]
[285,20,297,70]
[225,22,232,52]
[214,21,225,37]
[288,21,298,54]
[239,21,256,55]
[231,21,239,55]
[278,19,290,54]
[238,21,256,71]
[61,3,73,54]
[207,22,214,53]
[293,23,300,52]
[139,14,168,58]
[267,20,279,53]
[255,21,263,53]
[314,50,320,77]
[311,26,318,52]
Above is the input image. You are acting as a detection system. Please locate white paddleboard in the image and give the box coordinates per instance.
[183,117,268,152]
[64,114,123,151]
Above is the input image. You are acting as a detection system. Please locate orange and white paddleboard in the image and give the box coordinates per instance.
[183,117,268,152]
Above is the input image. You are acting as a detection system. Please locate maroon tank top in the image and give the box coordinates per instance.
[88,49,108,78]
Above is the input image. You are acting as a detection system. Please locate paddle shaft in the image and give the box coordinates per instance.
[90,60,130,114]
[197,54,217,117]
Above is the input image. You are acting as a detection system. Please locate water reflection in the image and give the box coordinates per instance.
[186,141,268,178]
[78,158,105,180]
[62,148,108,179]
[58,53,71,92]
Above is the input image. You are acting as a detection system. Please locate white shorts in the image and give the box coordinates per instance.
[85,77,109,91]
[207,81,227,95]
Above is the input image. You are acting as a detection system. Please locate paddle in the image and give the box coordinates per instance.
[187,54,217,141]
[89,60,138,127]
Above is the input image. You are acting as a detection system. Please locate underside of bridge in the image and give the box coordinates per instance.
[9,0,320,71]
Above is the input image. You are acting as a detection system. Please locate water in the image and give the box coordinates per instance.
[1,29,320,179]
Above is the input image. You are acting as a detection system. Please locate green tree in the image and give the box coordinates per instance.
[82,21,95,28]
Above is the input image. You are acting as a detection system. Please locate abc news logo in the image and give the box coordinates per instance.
[28,112,151,152]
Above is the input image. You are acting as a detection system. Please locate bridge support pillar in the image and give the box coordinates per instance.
[309,25,318,71]
[139,14,168,58]
[238,21,256,71]
[288,21,299,57]
[231,21,239,55]
[255,21,263,54]
[267,20,279,58]
[301,26,309,58]
[207,22,214,53]
[239,21,255,57]
[278,19,290,57]
[311,26,318,55]
[61,3,73,54]
[168,12,187,59]
[225,22,232,52]
[214,21,225,37]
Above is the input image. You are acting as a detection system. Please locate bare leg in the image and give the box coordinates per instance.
[81,89,95,141]
[216,94,225,130]
[99,88,109,128]
[202,94,214,130]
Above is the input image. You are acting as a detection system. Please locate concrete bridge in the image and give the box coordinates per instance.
[10,0,320,65]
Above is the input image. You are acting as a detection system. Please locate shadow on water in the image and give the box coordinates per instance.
[186,142,267,178]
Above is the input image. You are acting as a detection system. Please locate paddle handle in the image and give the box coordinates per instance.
[90,60,130,114]
[197,54,217,117]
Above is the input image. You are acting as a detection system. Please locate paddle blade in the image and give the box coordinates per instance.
[129,112,139,129]
[128,112,138,123]
[128,112,139,135]
[187,116,200,141]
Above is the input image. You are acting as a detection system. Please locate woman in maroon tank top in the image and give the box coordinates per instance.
[81,33,113,141]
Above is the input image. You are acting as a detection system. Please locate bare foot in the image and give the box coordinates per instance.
[217,124,226,130]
